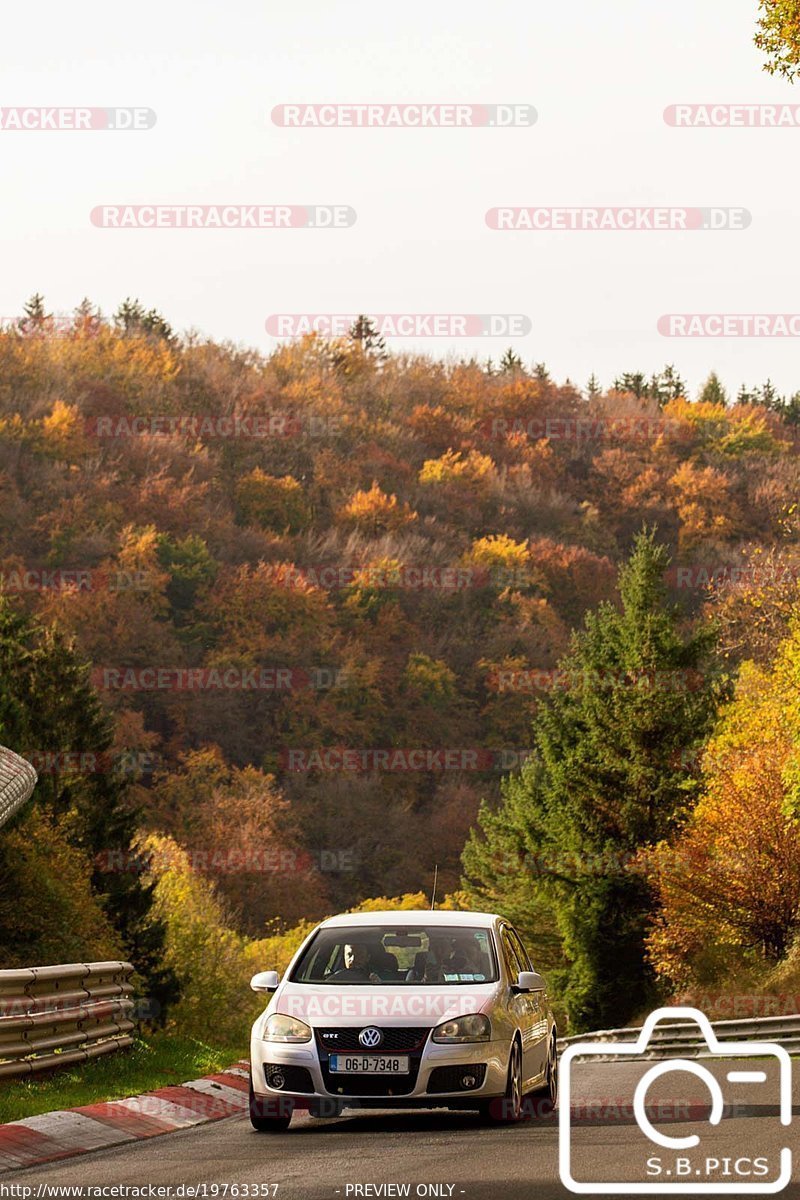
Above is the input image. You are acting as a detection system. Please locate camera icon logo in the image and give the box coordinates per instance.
[558,1006,792,1194]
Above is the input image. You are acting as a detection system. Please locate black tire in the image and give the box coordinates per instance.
[525,1035,558,1118]
[479,1039,523,1125]
[249,1075,293,1132]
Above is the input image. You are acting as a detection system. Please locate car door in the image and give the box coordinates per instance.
[509,926,549,1081]
[500,925,540,1089]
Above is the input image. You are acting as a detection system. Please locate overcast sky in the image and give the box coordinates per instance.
[2,0,799,397]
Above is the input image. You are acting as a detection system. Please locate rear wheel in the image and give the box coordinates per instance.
[479,1039,522,1125]
[526,1036,558,1117]
[249,1074,293,1132]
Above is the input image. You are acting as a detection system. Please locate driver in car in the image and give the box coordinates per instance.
[328,942,381,982]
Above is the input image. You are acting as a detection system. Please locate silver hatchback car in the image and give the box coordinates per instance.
[248,909,558,1130]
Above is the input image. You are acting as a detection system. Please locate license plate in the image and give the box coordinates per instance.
[328,1054,410,1074]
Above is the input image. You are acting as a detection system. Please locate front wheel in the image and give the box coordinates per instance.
[249,1075,293,1132]
[479,1039,522,1125]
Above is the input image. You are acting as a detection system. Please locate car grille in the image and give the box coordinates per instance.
[316,1027,430,1053]
[316,1027,431,1097]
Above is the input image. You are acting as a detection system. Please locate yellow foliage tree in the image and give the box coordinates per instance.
[139,832,262,1045]
[235,469,310,532]
[645,626,800,989]
[40,399,88,461]
[419,448,495,487]
[339,481,417,535]
[462,534,538,591]
[669,461,739,553]
[662,398,783,457]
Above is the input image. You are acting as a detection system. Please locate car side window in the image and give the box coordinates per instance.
[501,927,525,979]
[510,928,533,971]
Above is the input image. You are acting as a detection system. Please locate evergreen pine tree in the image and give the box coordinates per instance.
[18,293,51,335]
[655,364,687,404]
[462,531,726,1029]
[73,298,104,335]
[758,379,782,409]
[114,298,174,342]
[348,315,387,360]
[698,372,728,406]
[0,597,178,1019]
[499,347,524,373]
[586,373,602,399]
[613,371,648,399]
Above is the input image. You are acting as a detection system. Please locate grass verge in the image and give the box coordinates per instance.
[0,1034,246,1125]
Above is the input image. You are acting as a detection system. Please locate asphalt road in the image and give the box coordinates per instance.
[5,1059,800,1200]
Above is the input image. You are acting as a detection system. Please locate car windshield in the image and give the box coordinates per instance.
[290,924,498,985]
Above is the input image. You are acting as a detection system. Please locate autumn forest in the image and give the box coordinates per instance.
[2,299,800,1033]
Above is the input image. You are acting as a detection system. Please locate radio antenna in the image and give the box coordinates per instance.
[430,864,439,910]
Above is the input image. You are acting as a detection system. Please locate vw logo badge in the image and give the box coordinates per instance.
[359,1026,383,1049]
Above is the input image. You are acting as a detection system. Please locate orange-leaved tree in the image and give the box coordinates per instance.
[644,625,800,989]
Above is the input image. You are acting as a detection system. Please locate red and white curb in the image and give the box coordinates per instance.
[0,1060,251,1172]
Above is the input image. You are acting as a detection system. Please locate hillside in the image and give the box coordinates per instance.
[2,304,800,938]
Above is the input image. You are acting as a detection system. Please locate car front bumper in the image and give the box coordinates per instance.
[250,1033,510,1107]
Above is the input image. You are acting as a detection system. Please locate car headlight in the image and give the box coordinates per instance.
[262,1013,312,1043]
[432,1013,491,1043]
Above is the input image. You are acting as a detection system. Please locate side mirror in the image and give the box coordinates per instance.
[515,970,545,992]
[250,970,280,993]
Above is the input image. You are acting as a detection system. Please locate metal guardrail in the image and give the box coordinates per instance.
[557,1014,800,1060]
[0,962,136,1078]
[0,746,37,830]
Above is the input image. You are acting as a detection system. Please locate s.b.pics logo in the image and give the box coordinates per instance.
[559,1007,792,1194]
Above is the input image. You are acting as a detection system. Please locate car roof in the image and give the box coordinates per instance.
[319,910,501,929]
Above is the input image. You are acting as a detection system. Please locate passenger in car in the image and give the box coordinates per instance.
[448,936,483,974]
[405,936,454,982]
